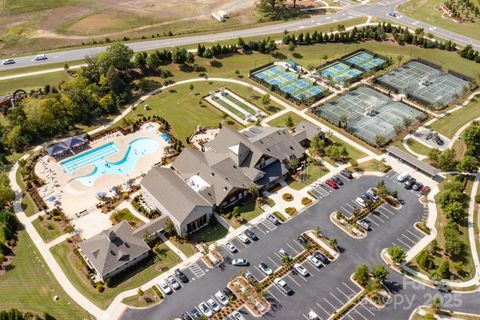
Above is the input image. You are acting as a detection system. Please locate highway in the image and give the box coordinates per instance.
[0,0,479,71]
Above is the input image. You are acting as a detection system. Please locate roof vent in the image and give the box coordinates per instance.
[211,172,215,176]
[223,186,228,191]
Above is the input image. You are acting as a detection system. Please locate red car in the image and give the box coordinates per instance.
[325,179,338,189]
[420,185,431,195]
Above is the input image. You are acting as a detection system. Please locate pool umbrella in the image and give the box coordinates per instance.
[48,196,56,202]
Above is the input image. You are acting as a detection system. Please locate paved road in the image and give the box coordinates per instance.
[1,0,479,71]
[120,174,480,320]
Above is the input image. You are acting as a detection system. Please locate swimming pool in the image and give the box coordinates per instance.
[61,137,160,186]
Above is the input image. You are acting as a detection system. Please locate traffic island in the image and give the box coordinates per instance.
[330,211,367,239]
[227,276,270,317]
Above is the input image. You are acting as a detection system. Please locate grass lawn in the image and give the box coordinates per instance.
[119,81,244,144]
[110,208,143,228]
[429,96,480,138]
[223,198,273,229]
[32,217,63,243]
[405,138,432,156]
[189,218,229,244]
[225,87,283,115]
[168,237,197,258]
[50,240,180,309]
[121,287,162,308]
[0,231,91,319]
[0,70,71,95]
[329,136,367,161]
[354,159,391,173]
[267,112,307,128]
[452,139,468,161]
[15,169,37,217]
[289,163,329,190]
[398,0,480,40]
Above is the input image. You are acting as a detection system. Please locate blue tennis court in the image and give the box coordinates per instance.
[252,63,328,104]
[318,61,363,84]
[345,51,387,71]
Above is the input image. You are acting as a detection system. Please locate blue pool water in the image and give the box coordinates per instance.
[160,133,172,142]
[61,137,159,186]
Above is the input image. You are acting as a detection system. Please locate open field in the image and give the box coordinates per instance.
[267,111,306,128]
[429,96,480,138]
[405,138,432,156]
[50,240,180,309]
[32,217,64,243]
[0,230,91,319]
[398,0,480,40]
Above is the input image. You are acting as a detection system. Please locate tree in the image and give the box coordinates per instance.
[463,122,480,150]
[329,238,337,250]
[371,264,389,282]
[457,155,478,173]
[436,261,450,279]
[137,287,145,297]
[353,264,369,286]
[388,245,406,264]
[396,54,404,66]
[402,116,413,129]
[164,217,176,236]
[285,115,295,128]
[431,296,441,310]
[416,250,435,271]
[288,41,295,52]
[375,134,386,147]
[248,184,260,198]
[0,173,14,208]
[443,201,464,222]
[134,52,147,69]
[262,94,271,106]
[282,255,292,266]
[99,42,134,72]
[146,52,161,70]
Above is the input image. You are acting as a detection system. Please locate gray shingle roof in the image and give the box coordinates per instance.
[140,167,212,223]
[79,221,150,278]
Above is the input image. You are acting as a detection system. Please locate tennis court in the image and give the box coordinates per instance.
[314,87,425,145]
[252,64,328,104]
[318,61,363,84]
[376,60,470,108]
[345,51,387,71]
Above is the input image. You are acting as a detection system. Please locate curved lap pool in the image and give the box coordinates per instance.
[61,137,159,186]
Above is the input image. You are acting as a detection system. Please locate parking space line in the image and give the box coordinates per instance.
[286,274,302,287]
[400,233,417,244]
[235,239,248,248]
[253,225,267,235]
[267,256,281,269]
[346,203,355,210]
[353,308,368,320]
[287,243,302,255]
[380,205,396,216]
[266,288,281,302]
[396,238,412,248]
[406,229,422,240]
[367,217,380,227]
[329,292,344,305]
[343,282,357,294]
[359,301,375,316]
[322,297,337,312]
[315,302,331,316]
[371,214,385,223]
[376,210,390,220]
[336,287,351,299]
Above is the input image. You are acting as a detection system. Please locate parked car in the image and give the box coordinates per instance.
[388,12,398,17]
[244,229,258,241]
[331,175,343,185]
[412,181,424,191]
[198,302,213,317]
[207,298,221,312]
[404,178,416,189]
[158,279,172,295]
[308,310,320,320]
[190,307,201,319]
[232,258,249,266]
[278,248,291,259]
[1,59,15,65]
[340,169,353,179]
[231,311,246,320]
[238,233,250,244]
[307,255,323,268]
[225,241,238,253]
[223,287,236,300]
[357,219,370,231]
[259,262,273,275]
[360,193,369,201]
[266,214,280,225]
[313,251,329,264]
[366,188,379,200]
[167,275,181,290]
[355,197,366,208]
[215,290,229,306]
[181,313,193,320]
[397,171,410,182]
[297,234,307,245]
[325,179,338,189]
[293,263,309,277]
[245,271,258,284]
[274,277,294,295]
[34,54,48,61]
[420,185,431,195]
[175,268,189,283]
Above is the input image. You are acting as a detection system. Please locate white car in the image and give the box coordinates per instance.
[34,54,48,61]
[366,188,379,200]
[397,171,410,182]
[293,263,309,277]
[158,279,172,295]
[232,258,249,266]
[198,302,213,317]
[207,298,221,312]
[167,275,180,290]
[1,59,15,65]
[231,311,246,320]
[259,262,273,275]
[225,241,238,253]
[238,233,250,244]
[355,197,366,208]
[307,255,323,268]
[357,219,370,231]
[215,290,229,306]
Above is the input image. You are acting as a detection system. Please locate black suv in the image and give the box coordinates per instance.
[404,178,416,189]
[331,175,343,185]
[340,170,353,179]
[314,251,329,264]
[175,268,189,283]
[244,229,258,241]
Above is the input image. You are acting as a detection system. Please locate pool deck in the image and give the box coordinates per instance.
[35,123,170,222]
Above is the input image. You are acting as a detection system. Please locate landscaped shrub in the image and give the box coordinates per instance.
[301,197,312,206]
[285,207,296,216]
[282,193,294,201]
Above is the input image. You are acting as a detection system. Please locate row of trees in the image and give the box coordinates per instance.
[308,134,350,162]
[0,309,55,320]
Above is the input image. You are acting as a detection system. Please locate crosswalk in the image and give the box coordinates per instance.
[310,183,331,199]
[261,219,277,232]
[188,262,206,279]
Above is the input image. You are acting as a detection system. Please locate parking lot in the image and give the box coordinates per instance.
[122,173,427,320]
